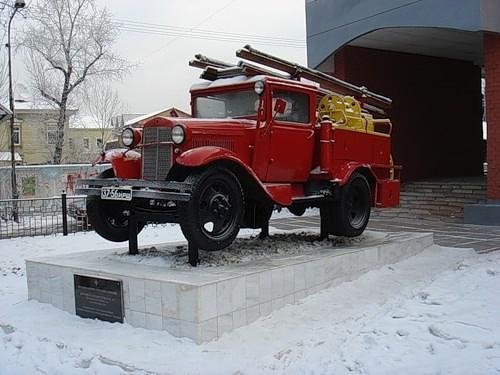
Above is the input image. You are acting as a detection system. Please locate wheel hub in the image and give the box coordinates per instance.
[209,193,231,219]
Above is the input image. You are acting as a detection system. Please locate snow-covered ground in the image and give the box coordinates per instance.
[1,223,500,374]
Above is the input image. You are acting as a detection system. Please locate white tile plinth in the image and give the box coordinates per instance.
[26,231,433,343]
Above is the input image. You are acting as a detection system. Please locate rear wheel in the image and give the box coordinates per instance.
[330,173,371,237]
[180,167,244,250]
[86,169,144,242]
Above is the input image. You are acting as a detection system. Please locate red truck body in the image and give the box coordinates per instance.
[77,48,400,262]
[109,76,399,207]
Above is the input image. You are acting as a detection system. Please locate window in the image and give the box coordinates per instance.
[96,138,103,150]
[272,90,310,124]
[13,126,20,146]
[195,89,259,119]
[83,138,90,150]
[47,126,58,145]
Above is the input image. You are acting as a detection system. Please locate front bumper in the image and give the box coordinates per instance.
[75,178,192,202]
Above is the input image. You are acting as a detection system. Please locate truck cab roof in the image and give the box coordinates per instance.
[190,74,321,94]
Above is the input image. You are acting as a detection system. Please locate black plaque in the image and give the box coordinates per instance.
[74,275,124,323]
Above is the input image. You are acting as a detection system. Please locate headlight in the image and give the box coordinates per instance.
[172,125,185,144]
[254,80,265,95]
[121,127,134,147]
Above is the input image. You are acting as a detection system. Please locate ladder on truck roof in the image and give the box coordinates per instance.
[189,45,392,114]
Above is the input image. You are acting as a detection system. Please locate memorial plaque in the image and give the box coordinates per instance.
[74,275,124,323]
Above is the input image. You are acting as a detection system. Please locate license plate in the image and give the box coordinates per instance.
[100,187,132,201]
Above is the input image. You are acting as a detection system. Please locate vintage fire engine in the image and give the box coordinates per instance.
[76,45,400,265]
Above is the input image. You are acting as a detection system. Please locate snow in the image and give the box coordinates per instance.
[70,114,100,129]
[104,230,386,270]
[0,152,22,162]
[1,224,500,374]
[190,75,267,91]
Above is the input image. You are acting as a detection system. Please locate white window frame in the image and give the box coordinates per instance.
[47,126,58,145]
[83,137,90,150]
[96,138,103,149]
[13,126,21,146]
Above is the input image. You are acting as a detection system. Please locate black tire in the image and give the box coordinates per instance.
[86,169,144,242]
[330,173,371,237]
[180,167,244,251]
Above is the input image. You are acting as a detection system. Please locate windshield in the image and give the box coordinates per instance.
[194,89,259,119]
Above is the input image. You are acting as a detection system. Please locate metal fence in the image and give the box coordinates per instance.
[0,193,90,239]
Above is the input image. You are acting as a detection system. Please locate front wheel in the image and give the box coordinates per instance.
[329,173,371,237]
[86,197,144,242]
[180,167,244,251]
[86,168,144,242]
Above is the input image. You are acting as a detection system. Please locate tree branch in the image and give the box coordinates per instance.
[40,89,62,107]
[68,48,103,92]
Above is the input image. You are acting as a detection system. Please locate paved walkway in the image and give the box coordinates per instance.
[270,215,500,254]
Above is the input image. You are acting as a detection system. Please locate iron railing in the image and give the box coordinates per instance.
[0,193,90,239]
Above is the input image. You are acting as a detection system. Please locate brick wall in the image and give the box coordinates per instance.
[484,33,500,200]
[332,46,484,182]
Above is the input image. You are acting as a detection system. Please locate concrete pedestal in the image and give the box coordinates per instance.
[26,231,433,343]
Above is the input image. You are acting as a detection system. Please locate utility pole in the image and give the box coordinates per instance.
[7,0,25,220]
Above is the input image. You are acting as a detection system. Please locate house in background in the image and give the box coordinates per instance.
[66,114,113,163]
[0,97,114,165]
[124,106,190,128]
[0,98,77,165]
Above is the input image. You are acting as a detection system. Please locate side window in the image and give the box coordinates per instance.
[13,126,21,145]
[47,126,58,145]
[272,90,310,124]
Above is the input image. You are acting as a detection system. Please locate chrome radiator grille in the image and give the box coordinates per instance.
[142,127,173,180]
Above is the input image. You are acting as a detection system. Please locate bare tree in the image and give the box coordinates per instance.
[83,80,122,152]
[22,0,127,164]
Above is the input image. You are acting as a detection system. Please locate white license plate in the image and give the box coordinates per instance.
[100,187,132,201]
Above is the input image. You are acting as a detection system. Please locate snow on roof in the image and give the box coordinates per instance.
[0,99,78,113]
[13,99,56,110]
[70,114,100,129]
[124,107,189,127]
[190,75,267,91]
[0,152,22,161]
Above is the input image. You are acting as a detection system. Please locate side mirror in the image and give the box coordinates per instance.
[274,98,287,115]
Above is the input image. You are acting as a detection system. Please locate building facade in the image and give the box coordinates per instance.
[306,0,500,222]
[0,100,112,165]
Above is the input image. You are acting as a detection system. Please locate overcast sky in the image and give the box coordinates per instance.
[88,0,307,115]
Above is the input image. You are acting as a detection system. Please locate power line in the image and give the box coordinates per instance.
[309,0,427,38]
[139,0,240,62]
[114,23,305,48]
[125,0,306,64]
[113,18,305,44]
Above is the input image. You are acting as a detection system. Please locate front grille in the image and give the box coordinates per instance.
[142,127,173,180]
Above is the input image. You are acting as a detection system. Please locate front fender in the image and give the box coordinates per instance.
[177,146,292,205]
[176,146,241,167]
[93,148,141,179]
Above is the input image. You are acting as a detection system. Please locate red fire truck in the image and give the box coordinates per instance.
[76,46,400,265]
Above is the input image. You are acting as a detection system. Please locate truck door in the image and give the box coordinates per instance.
[264,88,315,182]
